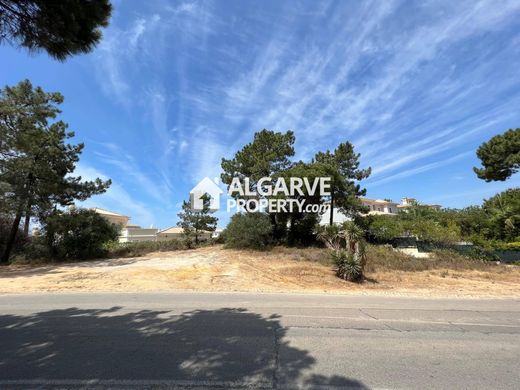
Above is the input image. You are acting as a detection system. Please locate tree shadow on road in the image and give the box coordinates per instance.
[0,307,368,389]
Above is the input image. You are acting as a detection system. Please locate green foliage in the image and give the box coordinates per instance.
[474,128,520,181]
[315,224,343,250]
[330,250,362,281]
[482,188,520,241]
[0,0,112,60]
[220,130,371,244]
[280,161,330,243]
[364,245,495,273]
[365,215,404,243]
[491,241,520,250]
[314,142,371,224]
[221,129,295,195]
[103,239,188,258]
[176,195,218,245]
[221,129,295,242]
[41,208,119,260]
[316,221,367,281]
[403,218,461,244]
[223,212,273,250]
[287,213,320,246]
[0,80,110,262]
[454,206,491,239]
[366,206,462,245]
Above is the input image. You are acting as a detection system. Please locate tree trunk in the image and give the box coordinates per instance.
[329,189,334,226]
[23,210,31,236]
[1,211,23,263]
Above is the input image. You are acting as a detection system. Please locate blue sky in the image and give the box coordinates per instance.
[1,0,520,228]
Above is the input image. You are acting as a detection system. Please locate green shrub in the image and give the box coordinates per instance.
[41,209,119,260]
[223,212,273,250]
[330,250,362,281]
[364,244,495,273]
[365,215,404,243]
[365,212,463,245]
[489,241,520,251]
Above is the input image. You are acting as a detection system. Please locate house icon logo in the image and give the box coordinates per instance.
[190,177,223,211]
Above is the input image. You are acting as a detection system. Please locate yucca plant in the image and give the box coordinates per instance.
[316,221,367,282]
[315,224,343,250]
[330,250,362,281]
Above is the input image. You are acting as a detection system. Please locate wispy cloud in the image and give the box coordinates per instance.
[79,0,520,226]
[72,164,156,227]
[93,143,171,204]
[367,151,474,188]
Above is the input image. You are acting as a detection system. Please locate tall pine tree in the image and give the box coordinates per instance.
[0,80,111,262]
[314,142,371,225]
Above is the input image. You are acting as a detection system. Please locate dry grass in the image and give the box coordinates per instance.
[1,244,518,298]
[364,245,499,273]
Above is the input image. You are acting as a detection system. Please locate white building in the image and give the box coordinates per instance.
[91,208,158,243]
[318,197,441,225]
[119,223,159,243]
[360,198,399,215]
[156,226,219,241]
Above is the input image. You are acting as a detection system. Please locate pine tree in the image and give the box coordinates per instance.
[314,142,371,225]
[474,128,520,181]
[0,0,112,60]
[0,80,110,262]
[177,195,218,245]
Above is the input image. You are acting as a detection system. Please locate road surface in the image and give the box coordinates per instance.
[0,292,518,389]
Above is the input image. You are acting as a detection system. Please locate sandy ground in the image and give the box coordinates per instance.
[1,246,519,298]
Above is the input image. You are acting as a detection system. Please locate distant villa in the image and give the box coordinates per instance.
[91,208,222,243]
[319,197,441,225]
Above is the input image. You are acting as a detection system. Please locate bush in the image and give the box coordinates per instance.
[104,239,188,258]
[223,212,273,250]
[365,215,404,244]
[364,244,495,273]
[489,241,520,251]
[330,250,362,281]
[365,213,462,245]
[41,209,119,261]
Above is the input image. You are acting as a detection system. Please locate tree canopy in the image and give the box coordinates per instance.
[221,129,295,197]
[220,129,371,244]
[0,80,111,262]
[314,142,371,224]
[177,195,218,245]
[0,0,112,60]
[474,128,520,181]
[482,188,520,242]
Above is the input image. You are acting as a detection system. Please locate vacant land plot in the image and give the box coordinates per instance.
[1,245,519,297]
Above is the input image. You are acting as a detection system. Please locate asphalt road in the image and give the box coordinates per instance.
[0,292,518,389]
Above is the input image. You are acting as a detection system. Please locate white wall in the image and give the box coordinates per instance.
[119,228,158,243]
[318,208,351,225]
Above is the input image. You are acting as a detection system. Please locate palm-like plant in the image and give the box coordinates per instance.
[340,221,366,269]
[315,224,343,250]
[316,221,367,282]
[331,250,362,281]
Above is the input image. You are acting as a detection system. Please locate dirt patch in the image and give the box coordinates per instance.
[1,245,519,297]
